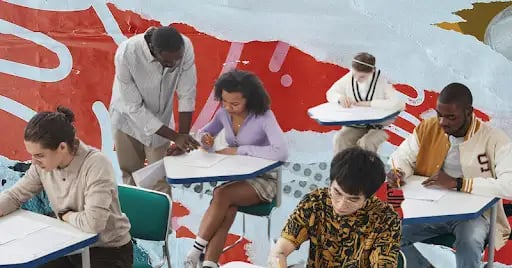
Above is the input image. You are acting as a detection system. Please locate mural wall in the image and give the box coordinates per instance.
[1,0,511,266]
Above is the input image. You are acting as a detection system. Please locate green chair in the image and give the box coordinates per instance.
[398,250,407,268]
[423,234,456,248]
[118,184,172,268]
[223,167,282,252]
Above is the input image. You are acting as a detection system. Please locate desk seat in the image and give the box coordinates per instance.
[133,260,151,268]
[238,199,277,216]
[423,234,456,248]
[223,169,282,253]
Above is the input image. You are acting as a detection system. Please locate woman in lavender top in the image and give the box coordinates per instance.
[185,69,288,268]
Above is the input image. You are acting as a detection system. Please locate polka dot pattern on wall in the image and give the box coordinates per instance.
[174,161,332,200]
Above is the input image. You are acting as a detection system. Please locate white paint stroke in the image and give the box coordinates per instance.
[0,19,72,83]
[5,0,126,45]
[398,111,421,126]
[191,42,245,131]
[4,0,91,11]
[0,95,36,122]
[92,101,123,183]
[91,1,127,45]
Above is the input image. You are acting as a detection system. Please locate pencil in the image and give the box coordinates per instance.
[276,257,283,268]
[391,158,401,188]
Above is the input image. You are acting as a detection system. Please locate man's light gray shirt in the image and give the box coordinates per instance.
[110,33,197,148]
[442,135,464,178]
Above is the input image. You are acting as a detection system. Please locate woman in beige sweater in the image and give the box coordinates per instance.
[0,106,132,268]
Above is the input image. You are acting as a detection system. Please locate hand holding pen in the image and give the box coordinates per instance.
[201,133,215,149]
[386,158,405,188]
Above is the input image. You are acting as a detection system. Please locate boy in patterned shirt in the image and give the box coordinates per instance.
[269,147,401,268]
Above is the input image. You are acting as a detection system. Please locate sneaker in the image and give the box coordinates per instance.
[184,258,199,268]
[202,260,219,268]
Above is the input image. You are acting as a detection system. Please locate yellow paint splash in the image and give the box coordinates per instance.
[436,1,512,41]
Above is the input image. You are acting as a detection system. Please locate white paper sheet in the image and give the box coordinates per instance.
[132,159,166,189]
[221,261,265,268]
[0,215,49,245]
[221,261,304,268]
[181,150,228,168]
[0,226,76,263]
[401,179,448,201]
[212,129,229,151]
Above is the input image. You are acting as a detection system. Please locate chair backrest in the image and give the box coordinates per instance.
[398,250,406,268]
[118,184,171,241]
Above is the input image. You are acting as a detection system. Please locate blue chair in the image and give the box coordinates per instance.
[223,168,282,252]
[118,184,172,268]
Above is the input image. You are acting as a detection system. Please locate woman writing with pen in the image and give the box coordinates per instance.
[0,106,132,268]
[185,69,289,268]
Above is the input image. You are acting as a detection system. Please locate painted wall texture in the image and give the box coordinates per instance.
[1,0,511,266]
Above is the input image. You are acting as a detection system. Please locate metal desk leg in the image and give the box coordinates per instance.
[487,204,497,268]
[81,246,91,268]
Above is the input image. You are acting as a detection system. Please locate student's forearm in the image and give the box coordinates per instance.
[326,91,341,103]
[269,238,296,268]
[272,237,296,257]
[66,209,109,234]
[178,112,193,134]
[156,125,179,141]
[0,170,43,215]
[355,101,371,107]
[370,99,403,110]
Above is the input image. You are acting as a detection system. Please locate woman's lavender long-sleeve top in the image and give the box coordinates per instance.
[199,108,288,162]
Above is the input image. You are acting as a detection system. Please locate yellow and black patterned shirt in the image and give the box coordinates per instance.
[281,188,401,268]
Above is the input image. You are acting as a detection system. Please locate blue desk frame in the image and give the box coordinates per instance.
[402,198,499,225]
[167,161,283,184]
[308,110,401,126]
[0,236,98,268]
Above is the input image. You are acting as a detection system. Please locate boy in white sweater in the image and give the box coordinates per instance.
[326,52,405,154]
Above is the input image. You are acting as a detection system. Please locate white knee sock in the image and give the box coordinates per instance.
[185,236,208,267]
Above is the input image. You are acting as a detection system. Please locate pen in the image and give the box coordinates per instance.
[276,257,283,268]
[391,158,401,188]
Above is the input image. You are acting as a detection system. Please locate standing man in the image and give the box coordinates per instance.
[110,26,200,196]
[388,83,512,267]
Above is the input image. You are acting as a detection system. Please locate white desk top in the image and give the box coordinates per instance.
[221,261,264,268]
[165,150,282,184]
[401,176,498,224]
[308,102,401,126]
[0,209,98,267]
[221,261,303,268]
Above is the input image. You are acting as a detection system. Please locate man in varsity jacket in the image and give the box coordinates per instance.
[326,52,405,154]
[387,82,512,268]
